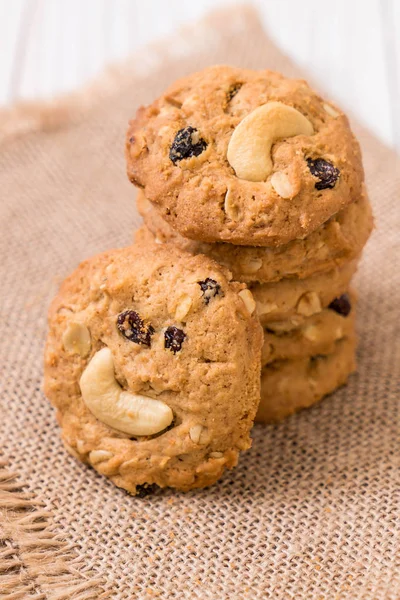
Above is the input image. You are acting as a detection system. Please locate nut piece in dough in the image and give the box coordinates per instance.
[80,347,173,436]
[239,289,256,315]
[270,171,295,199]
[89,450,114,464]
[227,101,314,182]
[189,424,208,445]
[296,292,322,317]
[174,294,193,321]
[62,322,91,357]
[224,188,239,221]
[323,103,340,118]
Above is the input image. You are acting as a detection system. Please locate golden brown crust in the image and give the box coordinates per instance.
[257,336,356,423]
[251,263,358,327]
[136,188,373,284]
[44,242,263,494]
[127,65,364,246]
[261,300,356,366]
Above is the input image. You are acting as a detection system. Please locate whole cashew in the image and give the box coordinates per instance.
[80,348,173,436]
[227,101,314,182]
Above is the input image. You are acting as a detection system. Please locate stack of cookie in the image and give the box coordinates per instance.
[127,65,373,423]
[44,65,372,496]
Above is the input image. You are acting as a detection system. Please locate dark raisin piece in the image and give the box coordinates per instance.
[307,158,340,190]
[164,326,186,353]
[198,278,221,304]
[328,294,351,316]
[226,82,242,102]
[169,126,207,164]
[135,483,158,498]
[117,310,154,346]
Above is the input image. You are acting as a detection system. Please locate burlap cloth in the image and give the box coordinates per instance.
[1,6,399,599]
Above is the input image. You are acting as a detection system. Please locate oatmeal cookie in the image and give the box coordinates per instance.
[127,65,364,246]
[44,242,262,494]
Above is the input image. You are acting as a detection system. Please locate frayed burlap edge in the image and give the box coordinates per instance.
[0,459,107,600]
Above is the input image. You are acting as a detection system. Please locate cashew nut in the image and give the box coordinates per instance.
[227,101,314,182]
[79,348,173,436]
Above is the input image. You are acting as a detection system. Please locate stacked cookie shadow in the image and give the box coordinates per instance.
[127,66,373,423]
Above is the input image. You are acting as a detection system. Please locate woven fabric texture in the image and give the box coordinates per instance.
[0,7,399,599]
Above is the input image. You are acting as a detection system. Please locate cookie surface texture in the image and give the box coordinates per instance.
[44,242,263,494]
[136,188,373,284]
[127,65,364,246]
[257,336,356,423]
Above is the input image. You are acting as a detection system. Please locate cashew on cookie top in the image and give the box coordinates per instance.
[44,242,262,494]
[126,66,364,247]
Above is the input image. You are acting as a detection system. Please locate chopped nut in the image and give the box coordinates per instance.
[175,294,192,321]
[242,257,262,274]
[323,103,340,118]
[296,292,322,316]
[335,326,343,339]
[224,188,239,220]
[89,450,114,464]
[266,319,301,333]
[238,289,256,315]
[256,301,278,316]
[189,424,208,444]
[209,451,223,458]
[76,439,86,454]
[271,171,295,199]
[302,325,320,342]
[62,322,91,357]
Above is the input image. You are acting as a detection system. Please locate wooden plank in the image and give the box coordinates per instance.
[381,0,400,150]
[259,0,394,148]
[0,0,30,103]
[0,0,399,152]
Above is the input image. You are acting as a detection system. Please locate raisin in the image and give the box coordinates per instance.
[226,82,242,102]
[307,158,340,190]
[169,126,207,164]
[328,294,351,316]
[198,278,221,304]
[164,326,186,354]
[117,310,154,346]
[135,483,158,498]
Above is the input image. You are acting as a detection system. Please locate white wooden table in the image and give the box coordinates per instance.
[1,0,399,151]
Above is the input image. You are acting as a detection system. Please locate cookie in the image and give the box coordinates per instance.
[44,242,263,494]
[256,336,356,423]
[251,263,358,327]
[262,299,356,366]
[127,65,364,246]
[136,188,373,284]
